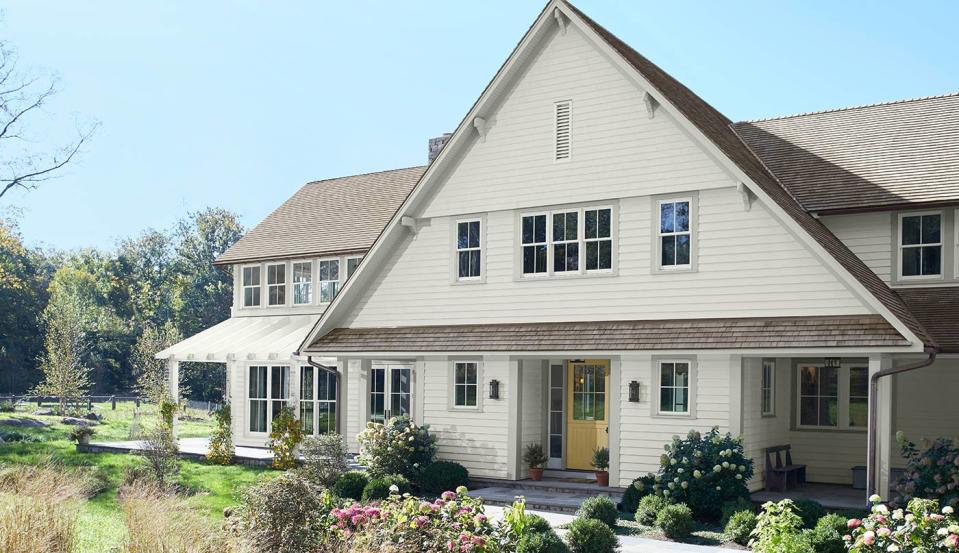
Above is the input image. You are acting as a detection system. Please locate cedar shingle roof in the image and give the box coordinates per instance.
[214,166,425,265]
[896,287,959,353]
[305,315,908,353]
[733,94,959,214]
[564,1,935,350]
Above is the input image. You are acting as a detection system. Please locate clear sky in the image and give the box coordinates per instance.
[4,1,958,250]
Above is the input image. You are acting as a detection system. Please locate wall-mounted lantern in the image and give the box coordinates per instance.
[489,379,500,400]
[628,381,641,403]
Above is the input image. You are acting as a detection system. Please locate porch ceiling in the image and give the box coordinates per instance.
[303,315,910,353]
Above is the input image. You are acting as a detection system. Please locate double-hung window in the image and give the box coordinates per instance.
[761,359,775,416]
[522,214,549,275]
[248,365,288,433]
[242,266,261,307]
[521,207,613,277]
[292,261,313,305]
[658,199,692,269]
[456,220,482,280]
[299,366,337,435]
[346,256,362,279]
[899,212,942,278]
[453,362,478,408]
[318,259,340,303]
[266,263,286,306]
[798,365,838,427]
[848,367,868,428]
[658,361,690,415]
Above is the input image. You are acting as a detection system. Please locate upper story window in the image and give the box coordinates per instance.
[266,263,286,306]
[899,212,941,278]
[658,199,692,269]
[242,266,261,307]
[319,259,340,303]
[456,220,482,280]
[292,261,313,305]
[555,100,571,161]
[521,206,614,278]
[346,256,362,279]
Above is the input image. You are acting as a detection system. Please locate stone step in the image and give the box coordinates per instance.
[470,477,627,497]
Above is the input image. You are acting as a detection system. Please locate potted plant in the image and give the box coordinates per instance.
[523,443,549,481]
[69,426,95,446]
[592,446,610,487]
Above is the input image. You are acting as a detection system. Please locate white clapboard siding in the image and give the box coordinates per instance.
[421,357,511,479]
[821,212,893,283]
[343,187,870,328]
[345,359,363,452]
[420,24,734,219]
[520,361,545,463]
[615,354,732,487]
[892,358,959,468]
[788,430,866,485]
[740,358,791,491]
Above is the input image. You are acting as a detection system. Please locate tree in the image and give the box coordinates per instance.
[0,39,96,199]
[132,322,182,404]
[33,281,92,414]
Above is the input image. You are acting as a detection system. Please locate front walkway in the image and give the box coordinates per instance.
[79,437,274,466]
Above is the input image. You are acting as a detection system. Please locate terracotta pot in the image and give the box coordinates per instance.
[595,470,609,487]
[529,467,544,481]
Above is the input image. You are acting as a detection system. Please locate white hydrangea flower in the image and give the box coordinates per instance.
[873,504,889,514]
[869,494,883,503]
[938,528,950,536]
[943,506,955,515]
[693,470,702,479]
[735,474,743,480]
[681,481,689,489]
[389,484,399,493]
[888,546,899,552]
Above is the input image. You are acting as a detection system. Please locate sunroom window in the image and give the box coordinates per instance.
[456,220,482,280]
[319,259,340,303]
[242,266,261,307]
[248,365,288,433]
[659,199,691,269]
[899,212,941,278]
[292,261,312,305]
[300,366,337,435]
[266,263,286,306]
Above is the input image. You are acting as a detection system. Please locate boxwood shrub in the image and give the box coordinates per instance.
[576,495,618,527]
[565,517,617,553]
[332,470,368,500]
[417,461,469,495]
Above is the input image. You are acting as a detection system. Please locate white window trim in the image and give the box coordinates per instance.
[554,100,572,162]
[240,264,263,309]
[651,357,696,418]
[656,197,694,272]
[346,256,363,280]
[246,363,290,435]
[761,359,776,417]
[897,210,944,281]
[291,260,314,306]
[794,361,868,432]
[265,262,288,307]
[448,360,483,411]
[298,365,337,435]
[518,205,615,279]
[317,257,341,304]
[454,217,484,282]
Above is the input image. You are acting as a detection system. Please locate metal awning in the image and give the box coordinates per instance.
[156,314,331,364]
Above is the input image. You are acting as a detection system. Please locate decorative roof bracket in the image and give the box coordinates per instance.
[643,92,658,119]
[553,8,567,35]
[737,182,754,211]
[401,216,420,236]
[473,117,488,143]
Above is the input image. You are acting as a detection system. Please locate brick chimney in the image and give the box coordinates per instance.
[428,133,453,163]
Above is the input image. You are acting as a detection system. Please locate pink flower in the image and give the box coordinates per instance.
[414,515,429,528]
[862,531,876,545]
[877,527,891,537]
[945,534,959,549]
[442,491,457,500]
[848,519,863,529]
[843,534,852,542]
[932,514,946,521]
[420,501,433,513]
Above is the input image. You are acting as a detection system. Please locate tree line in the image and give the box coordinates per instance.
[0,208,244,401]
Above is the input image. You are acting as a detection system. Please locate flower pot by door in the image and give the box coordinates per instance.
[595,471,609,487]
[529,468,544,481]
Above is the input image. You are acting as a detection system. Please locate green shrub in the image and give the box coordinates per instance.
[299,433,348,487]
[206,403,233,465]
[357,415,437,480]
[618,475,653,513]
[523,443,549,469]
[576,495,618,527]
[802,514,846,553]
[792,498,825,529]
[523,513,553,535]
[724,509,757,546]
[565,517,619,553]
[233,472,328,553]
[516,530,568,553]
[650,427,754,521]
[0,401,15,413]
[894,433,959,508]
[0,430,43,443]
[773,533,815,553]
[267,405,303,470]
[592,447,610,471]
[720,496,754,525]
[417,460,469,495]
[634,494,666,526]
[361,474,411,501]
[655,503,693,540]
[332,470,368,500]
[752,499,805,553]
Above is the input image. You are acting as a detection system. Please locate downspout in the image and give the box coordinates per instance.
[866,348,936,501]
[307,356,342,435]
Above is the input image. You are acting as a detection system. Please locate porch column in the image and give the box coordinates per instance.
[167,358,180,437]
[505,356,521,480]
[867,354,893,499]
[609,357,622,487]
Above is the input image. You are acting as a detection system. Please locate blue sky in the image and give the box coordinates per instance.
[4,1,958,250]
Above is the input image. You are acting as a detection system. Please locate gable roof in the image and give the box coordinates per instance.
[733,93,959,214]
[896,287,959,353]
[214,166,425,265]
[298,0,936,354]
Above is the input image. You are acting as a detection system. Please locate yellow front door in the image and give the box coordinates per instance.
[566,360,609,470]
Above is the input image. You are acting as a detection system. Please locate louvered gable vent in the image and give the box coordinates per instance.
[555,100,571,160]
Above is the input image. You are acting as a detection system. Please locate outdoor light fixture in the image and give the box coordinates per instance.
[489,379,500,400]
[628,381,640,403]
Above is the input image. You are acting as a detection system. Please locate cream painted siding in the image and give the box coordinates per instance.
[821,212,892,283]
[616,354,732,487]
[520,361,545,461]
[420,25,733,220]
[421,357,512,479]
[893,358,959,467]
[345,359,363,452]
[741,358,790,491]
[343,188,870,328]
[788,430,865,485]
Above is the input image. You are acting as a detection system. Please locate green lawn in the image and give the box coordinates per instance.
[0,401,273,552]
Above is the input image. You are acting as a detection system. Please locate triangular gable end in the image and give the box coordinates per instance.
[297,0,932,354]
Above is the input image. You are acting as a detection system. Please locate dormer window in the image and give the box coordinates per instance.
[242,266,261,307]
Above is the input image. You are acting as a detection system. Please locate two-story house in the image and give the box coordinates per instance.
[159,0,958,501]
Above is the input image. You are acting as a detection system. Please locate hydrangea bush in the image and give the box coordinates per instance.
[357,415,437,479]
[894,432,959,509]
[846,495,959,552]
[640,427,753,519]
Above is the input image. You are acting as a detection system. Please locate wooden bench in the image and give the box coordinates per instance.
[764,445,807,492]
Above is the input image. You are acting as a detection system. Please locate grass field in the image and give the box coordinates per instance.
[0,401,272,552]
